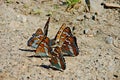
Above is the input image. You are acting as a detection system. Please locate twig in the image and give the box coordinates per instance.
[101,2,120,9]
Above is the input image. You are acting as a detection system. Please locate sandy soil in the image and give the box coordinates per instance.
[0,0,120,80]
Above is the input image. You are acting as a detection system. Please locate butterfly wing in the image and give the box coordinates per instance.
[54,23,66,42]
[61,36,79,56]
[44,17,50,36]
[35,37,52,57]
[27,17,50,48]
[52,24,72,46]
[53,24,79,56]
[59,27,72,45]
[49,47,66,70]
[27,28,44,48]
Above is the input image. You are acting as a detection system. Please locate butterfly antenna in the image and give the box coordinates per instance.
[44,17,50,36]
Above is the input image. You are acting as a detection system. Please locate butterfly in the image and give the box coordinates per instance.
[27,17,52,57]
[27,28,44,48]
[49,46,66,70]
[52,23,79,56]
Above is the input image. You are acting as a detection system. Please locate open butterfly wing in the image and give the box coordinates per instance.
[49,47,66,70]
[61,36,79,56]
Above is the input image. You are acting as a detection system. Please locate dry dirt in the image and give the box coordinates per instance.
[0,0,120,80]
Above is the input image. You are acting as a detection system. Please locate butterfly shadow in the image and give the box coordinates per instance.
[27,55,49,59]
[19,48,35,52]
[19,48,49,59]
[35,64,63,72]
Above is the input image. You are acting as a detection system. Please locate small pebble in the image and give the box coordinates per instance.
[27,76,30,79]
[16,15,27,23]
[72,26,75,31]
[22,16,27,23]
[0,69,2,73]
[106,36,113,44]
[113,74,118,78]
[83,28,89,34]
[16,1,19,4]
[87,34,94,37]
[92,15,95,20]
[94,12,98,15]
[31,8,41,15]
[84,13,91,19]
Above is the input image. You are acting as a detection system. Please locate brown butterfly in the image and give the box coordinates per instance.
[52,23,79,56]
[27,28,44,48]
[27,17,51,57]
[49,46,66,70]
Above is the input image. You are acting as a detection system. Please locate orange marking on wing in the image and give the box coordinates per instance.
[59,33,68,44]
[62,42,70,51]
[67,37,74,43]
[42,37,50,45]
[50,56,58,64]
[59,55,66,70]
[36,44,45,53]
[54,46,61,54]
[29,36,45,46]
[55,47,66,70]
[35,36,52,57]
[35,28,43,36]
[54,23,66,42]
[62,27,71,35]
[28,37,39,46]
[59,27,72,45]
[50,47,66,70]
[72,45,79,56]
[67,37,79,56]
[38,35,44,40]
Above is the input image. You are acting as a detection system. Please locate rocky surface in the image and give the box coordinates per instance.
[0,0,120,80]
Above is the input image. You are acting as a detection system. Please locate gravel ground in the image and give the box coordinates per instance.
[0,0,120,80]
